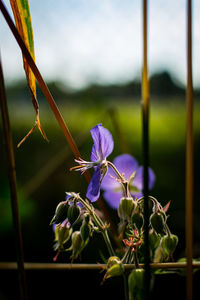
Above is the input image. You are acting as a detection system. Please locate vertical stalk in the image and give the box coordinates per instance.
[123,273,129,300]
[0,58,28,299]
[186,0,193,299]
[142,0,150,298]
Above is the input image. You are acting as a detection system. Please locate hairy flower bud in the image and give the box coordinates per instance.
[67,204,81,225]
[128,269,145,299]
[149,231,161,252]
[80,214,92,243]
[118,197,136,221]
[150,212,166,234]
[131,212,144,231]
[54,222,72,251]
[161,234,178,256]
[71,231,83,259]
[50,201,69,225]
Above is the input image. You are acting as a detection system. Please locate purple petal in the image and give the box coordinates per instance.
[86,167,101,202]
[103,190,122,209]
[91,144,98,162]
[133,166,155,191]
[131,192,143,200]
[90,124,114,161]
[113,154,139,179]
[101,166,120,191]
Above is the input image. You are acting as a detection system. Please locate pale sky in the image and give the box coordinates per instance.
[0,0,200,89]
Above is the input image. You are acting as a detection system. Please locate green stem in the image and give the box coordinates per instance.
[77,195,115,257]
[102,230,115,257]
[107,161,124,181]
[121,247,132,264]
[123,273,129,300]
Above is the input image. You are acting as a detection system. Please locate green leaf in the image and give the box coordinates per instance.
[10,0,48,146]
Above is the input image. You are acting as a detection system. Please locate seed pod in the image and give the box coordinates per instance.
[118,197,136,221]
[50,201,69,225]
[131,212,144,231]
[150,212,165,234]
[128,269,145,299]
[161,234,178,256]
[67,204,81,225]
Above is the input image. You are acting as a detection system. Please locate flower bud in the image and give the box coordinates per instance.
[71,231,83,259]
[67,204,81,225]
[56,224,72,244]
[149,231,161,252]
[54,222,72,250]
[161,234,178,256]
[50,201,69,225]
[80,215,92,243]
[107,256,121,268]
[128,269,145,298]
[131,212,144,231]
[104,256,124,281]
[150,212,165,234]
[118,197,136,221]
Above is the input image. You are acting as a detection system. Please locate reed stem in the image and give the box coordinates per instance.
[186,0,194,299]
[142,0,150,298]
[0,58,28,300]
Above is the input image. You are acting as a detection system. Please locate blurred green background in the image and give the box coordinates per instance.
[1,71,200,264]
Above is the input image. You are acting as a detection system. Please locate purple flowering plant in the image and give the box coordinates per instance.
[50,124,178,299]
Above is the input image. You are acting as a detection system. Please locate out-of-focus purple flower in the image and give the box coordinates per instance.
[71,124,114,202]
[101,154,155,209]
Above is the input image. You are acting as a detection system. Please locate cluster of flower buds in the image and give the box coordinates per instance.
[50,193,96,261]
[116,195,178,264]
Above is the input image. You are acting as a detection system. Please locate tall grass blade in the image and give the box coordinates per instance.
[0,57,28,300]
[142,0,150,298]
[186,0,194,299]
[10,0,48,147]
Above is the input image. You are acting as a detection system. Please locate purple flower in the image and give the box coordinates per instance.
[101,154,155,209]
[71,124,114,202]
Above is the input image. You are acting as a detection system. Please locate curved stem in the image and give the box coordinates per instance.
[107,161,124,181]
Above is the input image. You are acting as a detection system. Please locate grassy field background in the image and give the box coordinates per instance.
[1,97,200,263]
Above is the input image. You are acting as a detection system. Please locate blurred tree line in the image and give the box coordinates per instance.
[6,71,200,104]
